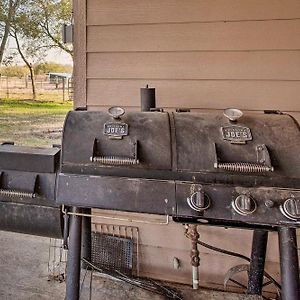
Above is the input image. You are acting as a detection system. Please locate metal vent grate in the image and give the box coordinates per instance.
[91,232,133,275]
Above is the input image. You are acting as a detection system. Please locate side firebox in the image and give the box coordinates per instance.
[0,144,62,238]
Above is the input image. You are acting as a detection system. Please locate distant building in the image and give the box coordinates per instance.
[47,72,72,84]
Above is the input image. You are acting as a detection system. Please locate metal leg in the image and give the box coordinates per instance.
[81,208,91,269]
[278,227,300,300]
[66,207,82,300]
[247,229,269,295]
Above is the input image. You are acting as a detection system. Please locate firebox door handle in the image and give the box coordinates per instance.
[0,172,37,198]
[213,143,274,173]
[90,141,140,166]
[0,189,36,198]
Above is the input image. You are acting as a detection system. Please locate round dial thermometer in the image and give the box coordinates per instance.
[223,108,243,122]
[108,106,125,119]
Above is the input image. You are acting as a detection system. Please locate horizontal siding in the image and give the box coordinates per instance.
[290,112,300,123]
[87,20,300,52]
[87,0,300,25]
[91,210,296,291]
[92,209,296,263]
[88,51,300,80]
[87,105,300,125]
[87,105,300,117]
[87,79,300,111]
[73,0,87,108]
[138,245,281,289]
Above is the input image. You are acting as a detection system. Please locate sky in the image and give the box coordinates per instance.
[45,48,73,65]
[6,37,73,66]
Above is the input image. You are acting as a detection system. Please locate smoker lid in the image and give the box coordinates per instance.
[60,110,172,172]
[173,111,300,185]
[0,144,60,173]
[59,109,300,188]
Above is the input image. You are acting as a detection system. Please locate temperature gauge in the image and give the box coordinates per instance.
[223,108,243,122]
[108,106,125,119]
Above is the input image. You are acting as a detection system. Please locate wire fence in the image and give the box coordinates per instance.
[0,75,73,101]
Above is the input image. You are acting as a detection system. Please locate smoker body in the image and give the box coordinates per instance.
[56,108,300,300]
[0,144,62,238]
[57,110,300,229]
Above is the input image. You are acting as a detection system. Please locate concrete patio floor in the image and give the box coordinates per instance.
[0,230,263,300]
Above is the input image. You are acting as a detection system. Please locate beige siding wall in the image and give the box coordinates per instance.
[81,0,300,118]
[74,0,300,291]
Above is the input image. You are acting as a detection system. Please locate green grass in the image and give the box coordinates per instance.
[0,98,72,114]
[0,90,72,102]
[0,98,72,147]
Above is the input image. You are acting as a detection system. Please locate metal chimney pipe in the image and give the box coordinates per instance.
[141,84,156,111]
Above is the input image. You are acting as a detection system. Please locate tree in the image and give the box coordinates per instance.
[0,65,28,77]
[10,3,48,100]
[32,0,73,58]
[1,0,73,67]
[0,0,22,65]
[1,0,73,100]
[34,62,72,75]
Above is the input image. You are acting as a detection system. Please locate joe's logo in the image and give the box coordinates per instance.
[221,126,252,144]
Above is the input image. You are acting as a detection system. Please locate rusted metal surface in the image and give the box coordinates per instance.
[57,174,175,215]
[0,144,60,173]
[0,145,62,238]
[175,184,300,228]
[57,109,300,228]
[56,108,300,299]
[61,111,172,171]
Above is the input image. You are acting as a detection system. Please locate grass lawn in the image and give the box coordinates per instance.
[0,98,72,147]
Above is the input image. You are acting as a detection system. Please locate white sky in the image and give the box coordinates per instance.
[46,48,73,65]
[6,38,73,66]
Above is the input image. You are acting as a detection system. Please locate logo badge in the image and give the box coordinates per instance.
[104,122,128,139]
[221,126,252,144]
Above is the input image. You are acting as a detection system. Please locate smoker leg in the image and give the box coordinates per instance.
[247,229,269,295]
[81,208,91,269]
[278,227,300,300]
[66,207,82,300]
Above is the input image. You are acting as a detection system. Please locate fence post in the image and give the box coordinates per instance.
[25,75,28,89]
[6,76,9,98]
[62,78,65,101]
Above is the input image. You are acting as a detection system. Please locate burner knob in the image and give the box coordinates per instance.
[281,198,300,221]
[232,194,257,216]
[187,190,210,212]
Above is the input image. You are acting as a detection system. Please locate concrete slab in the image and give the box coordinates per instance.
[0,231,65,300]
[0,230,263,300]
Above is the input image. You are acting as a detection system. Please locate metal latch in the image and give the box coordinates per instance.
[213,143,274,173]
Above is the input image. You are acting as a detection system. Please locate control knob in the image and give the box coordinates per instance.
[187,189,210,212]
[280,198,300,221]
[232,194,257,216]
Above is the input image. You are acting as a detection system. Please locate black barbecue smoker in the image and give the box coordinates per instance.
[0,89,299,300]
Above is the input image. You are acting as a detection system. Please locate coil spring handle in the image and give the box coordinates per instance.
[91,140,139,166]
[213,143,274,173]
[0,172,37,198]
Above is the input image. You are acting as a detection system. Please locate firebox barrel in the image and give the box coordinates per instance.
[0,144,62,238]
